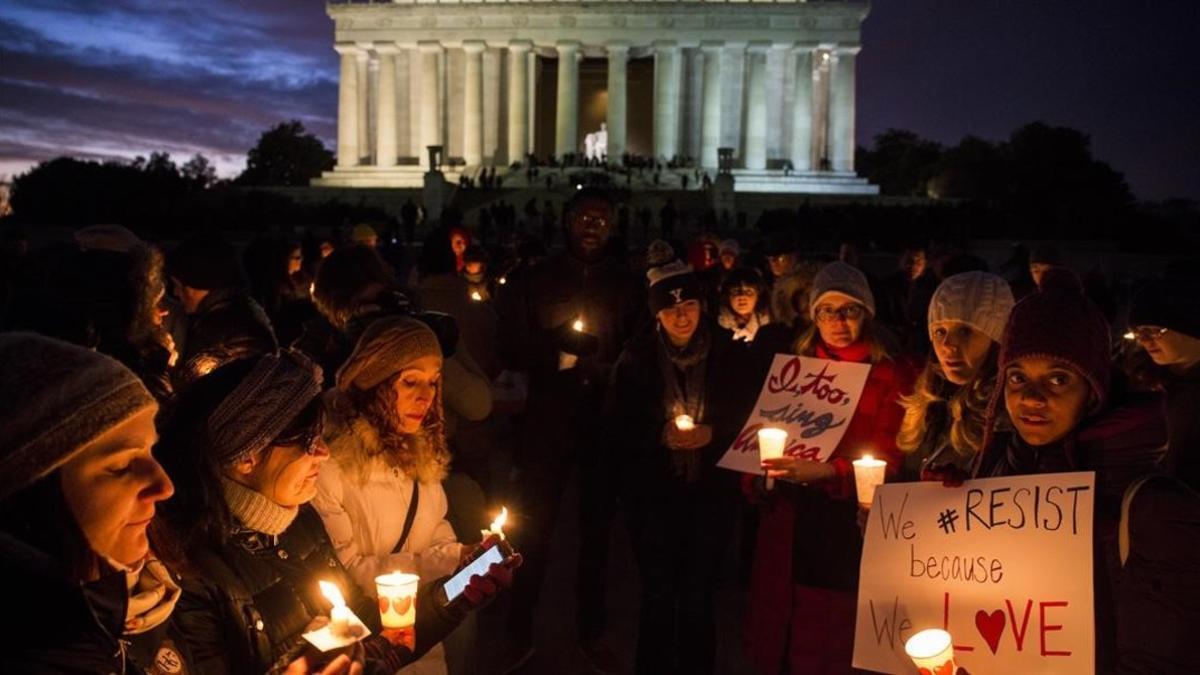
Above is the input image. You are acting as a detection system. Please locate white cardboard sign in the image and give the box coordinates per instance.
[853,472,1096,674]
[717,354,872,474]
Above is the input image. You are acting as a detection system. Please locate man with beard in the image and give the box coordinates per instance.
[497,188,643,672]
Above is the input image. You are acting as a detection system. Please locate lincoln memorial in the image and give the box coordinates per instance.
[313,0,877,194]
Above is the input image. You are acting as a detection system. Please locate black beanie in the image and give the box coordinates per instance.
[168,235,242,290]
[1129,279,1200,339]
[647,260,704,314]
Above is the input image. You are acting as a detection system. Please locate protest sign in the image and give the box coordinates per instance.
[717,354,872,475]
[853,472,1096,674]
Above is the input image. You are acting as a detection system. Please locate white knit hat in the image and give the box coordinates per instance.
[809,261,875,318]
[927,271,1015,344]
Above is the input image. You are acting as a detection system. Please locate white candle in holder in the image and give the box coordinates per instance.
[319,581,352,638]
[674,414,695,431]
[375,572,420,629]
[905,628,957,674]
[852,454,888,507]
[757,427,787,490]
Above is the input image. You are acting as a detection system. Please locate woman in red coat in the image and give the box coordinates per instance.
[745,261,917,675]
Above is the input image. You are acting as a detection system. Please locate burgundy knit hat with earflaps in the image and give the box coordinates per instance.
[972,268,1111,474]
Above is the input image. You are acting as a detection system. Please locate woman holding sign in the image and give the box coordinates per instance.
[972,268,1166,671]
[896,272,1015,480]
[745,261,917,675]
[607,260,757,675]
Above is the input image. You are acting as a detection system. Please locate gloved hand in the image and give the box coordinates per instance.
[921,462,969,488]
[460,534,522,608]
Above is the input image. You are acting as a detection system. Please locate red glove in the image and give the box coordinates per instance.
[460,535,523,608]
[921,462,969,488]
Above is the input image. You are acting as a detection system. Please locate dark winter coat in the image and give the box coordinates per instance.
[177,288,277,386]
[975,391,1167,672]
[0,532,194,675]
[1161,363,1200,491]
[174,505,462,675]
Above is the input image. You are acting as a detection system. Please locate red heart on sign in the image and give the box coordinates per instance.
[975,609,1006,654]
[392,595,413,615]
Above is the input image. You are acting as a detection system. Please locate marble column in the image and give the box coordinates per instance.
[790,45,815,172]
[828,46,859,173]
[462,41,485,167]
[653,41,680,161]
[335,44,360,168]
[743,43,768,170]
[606,42,629,162]
[555,41,580,159]
[527,52,537,156]
[507,40,531,165]
[419,42,442,169]
[700,41,723,169]
[375,43,399,167]
[355,48,370,163]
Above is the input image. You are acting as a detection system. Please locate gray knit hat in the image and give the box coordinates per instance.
[809,261,875,318]
[645,239,676,268]
[0,332,156,502]
[928,271,1015,344]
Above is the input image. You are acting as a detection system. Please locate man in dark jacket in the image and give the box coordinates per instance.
[497,188,643,670]
[168,234,276,386]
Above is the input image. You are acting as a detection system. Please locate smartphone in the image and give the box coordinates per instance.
[443,545,505,604]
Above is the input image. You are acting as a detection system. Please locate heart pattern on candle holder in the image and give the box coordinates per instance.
[392,596,413,615]
[917,662,955,675]
[975,608,1006,654]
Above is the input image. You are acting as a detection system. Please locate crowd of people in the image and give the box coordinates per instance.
[1,187,1197,674]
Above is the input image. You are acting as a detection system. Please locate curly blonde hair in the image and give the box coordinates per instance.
[896,347,998,458]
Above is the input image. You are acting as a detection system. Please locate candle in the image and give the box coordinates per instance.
[498,276,507,285]
[758,427,787,490]
[572,317,585,333]
[319,580,352,638]
[481,506,508,542]
[470,290,483,301]
[674,414,695,431]
[374,572,420,629]
[852,454,888,508]
[905,628,957,674]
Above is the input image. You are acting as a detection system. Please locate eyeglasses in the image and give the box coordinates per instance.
[1130,325,1169,341]
[815,304,866,323]
[274,422,325,456]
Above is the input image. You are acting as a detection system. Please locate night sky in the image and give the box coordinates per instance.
[2,0,1197,201]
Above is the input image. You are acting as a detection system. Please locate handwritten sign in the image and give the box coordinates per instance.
[853,472,1095,674]
[717,354,871,474]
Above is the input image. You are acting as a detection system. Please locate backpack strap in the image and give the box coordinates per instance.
[391,481,420,555]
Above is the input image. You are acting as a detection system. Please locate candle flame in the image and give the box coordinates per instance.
[490,507,508,533]
[572,318,584,332]
[498,276,507,285]
[862,453,873,463]
[1123,331,1136,341]
[319,580,346,608]
[470,291,483,301]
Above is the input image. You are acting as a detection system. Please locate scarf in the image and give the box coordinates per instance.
[107,554,181,636]
[656,323,712,482]
[221,476,299,536]
[717,306,769,342]
[814,338,872,364]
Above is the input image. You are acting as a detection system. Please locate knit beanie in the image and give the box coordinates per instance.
[997,268,1111,408]
[719,239,740,258]
[928,271,1016,344]
[645,239,676,268]
[337,316,442,391]
[647,260,704,315]
[1129,278,1200,339]
[208,351,324,466]
[0,333,156,502]
[809,261,876,318]
[168,234,242,290]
